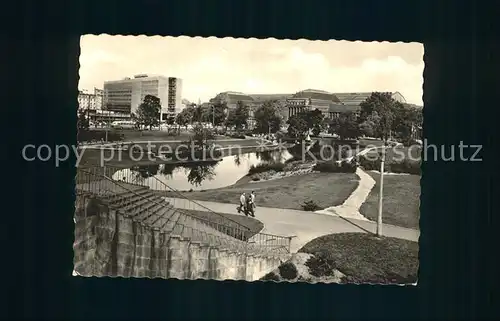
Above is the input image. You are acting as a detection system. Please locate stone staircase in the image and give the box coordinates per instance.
[75,179,290,258]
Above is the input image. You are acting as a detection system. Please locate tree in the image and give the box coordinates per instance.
[329,112,360,140]
[287,114,309,139]
[359,92,395,122]
[269,99,287,123]
[393,106,422,142]
[137,95,161,130]
[209,102,227,126]
[166,115,176,125]
[184,163,217,186]
[359,111,383,137]
[176,107,194,128]
[226,100,249,131]
[191,122,215,148]
[359,119,376,137]
[131,164,160,180]
[190,104,203,123]
[254,100,283,134]
[302,109,325,136]
[159,163,176,177]
[359,92,395,142]
[130,112,141,129]
[377,106,394,143]
[77,109,89,130]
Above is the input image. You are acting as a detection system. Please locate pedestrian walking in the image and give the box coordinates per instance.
[237,192,246,214]
[247,191,256,217]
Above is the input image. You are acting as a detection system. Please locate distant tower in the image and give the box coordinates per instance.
[198,98,201,106]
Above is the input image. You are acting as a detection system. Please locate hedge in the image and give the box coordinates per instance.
[229,133,246,139]
[358,155,421,174]
[313,160,357,173]
[248,162,286,175]
[390,159,421,175]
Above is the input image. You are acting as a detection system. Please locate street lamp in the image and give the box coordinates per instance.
[104,109,109,143]
[376,141,388,237]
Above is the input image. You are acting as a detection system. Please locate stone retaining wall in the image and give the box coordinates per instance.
[73,194,288,280]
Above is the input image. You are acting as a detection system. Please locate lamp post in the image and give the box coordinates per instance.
[376,141,387,237]
[212,105,215,127]
[105,109,109,143]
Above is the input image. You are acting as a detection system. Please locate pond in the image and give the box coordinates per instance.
[113,149,293,191]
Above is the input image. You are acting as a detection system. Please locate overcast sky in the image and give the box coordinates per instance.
[79,35,423,105]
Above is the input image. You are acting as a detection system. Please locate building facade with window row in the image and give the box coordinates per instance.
[103,74,183,121]
[78,88,104,110]
[206,89,410,128]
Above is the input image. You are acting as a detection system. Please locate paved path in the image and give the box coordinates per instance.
[315,167,375,221]
[318,144,403,220]
[314,146,379,220]
[165,197,420,253]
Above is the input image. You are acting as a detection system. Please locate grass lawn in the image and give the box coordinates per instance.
[360,171,420,230]
[166,172,359,211]
[299,232,419,284]
[181,209,264,239]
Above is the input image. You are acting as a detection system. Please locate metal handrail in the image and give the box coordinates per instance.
[90,163,251,232]
[77,168,174,218]
[150,175,251,231]
[78,165,292,253]
[77,168,250,242]
[100,166,250,231]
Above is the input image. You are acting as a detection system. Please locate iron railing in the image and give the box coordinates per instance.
[80,165,251,233]
[76,169,251,247]
[76,165,292,254]
[148,175,294,253]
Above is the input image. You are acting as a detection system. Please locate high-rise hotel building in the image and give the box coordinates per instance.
[103,74,183,121]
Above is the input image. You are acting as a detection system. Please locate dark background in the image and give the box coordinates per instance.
[4,0,496,320]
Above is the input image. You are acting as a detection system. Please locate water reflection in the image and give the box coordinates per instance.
[183,162,217,186]
[159,163,177,177]
[135,164,160,179]
[255,149,289,163]
[116,150,293,191]
[234,154,243,166]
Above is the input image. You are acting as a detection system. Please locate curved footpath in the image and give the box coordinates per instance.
[319,143,403,220]
[165,142,418,253]
[165,197,420,253]
[313,145,380,220]
[314,167,374,221]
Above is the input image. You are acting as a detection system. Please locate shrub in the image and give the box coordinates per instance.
[302,200,321,211]
[275,131,286,141]
[243,130,254,136]
[313,160,357,173]
[340,160,357,173]
[402,138,420,147]
[333,146,352,161]
[248,162,286,175]
[358,155,380,171]
[358,155,391,172]
[390,159,421,175]
[215,129,227,135]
